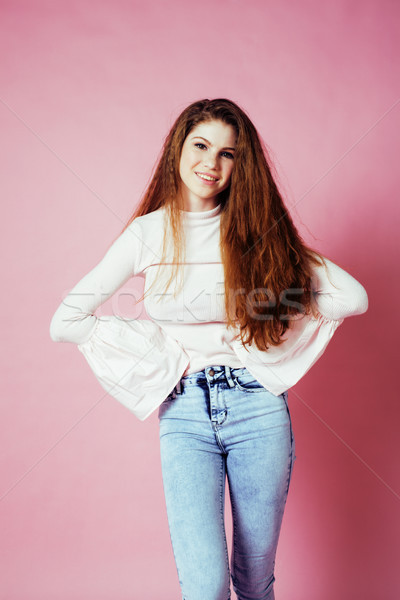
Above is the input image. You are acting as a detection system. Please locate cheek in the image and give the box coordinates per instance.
[224,164,234,182]
[179,153,190,178]
[180,149,197,173]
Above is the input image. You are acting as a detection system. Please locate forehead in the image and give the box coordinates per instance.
[187,119,237,146]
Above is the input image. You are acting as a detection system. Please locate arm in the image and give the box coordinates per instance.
[49,220,143,345]
[311,256,368,321]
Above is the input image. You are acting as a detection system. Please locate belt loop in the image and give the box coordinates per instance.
[224,365,235,388]
[176,378,182,394]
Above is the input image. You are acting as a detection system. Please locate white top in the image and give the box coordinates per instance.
[49,202,368,420]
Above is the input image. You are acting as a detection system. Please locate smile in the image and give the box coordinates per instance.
[195,172,219,182]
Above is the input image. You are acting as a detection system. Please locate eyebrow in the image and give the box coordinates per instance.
[191,136,236,151]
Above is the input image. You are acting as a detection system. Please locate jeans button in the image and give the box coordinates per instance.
[208,368,215,377]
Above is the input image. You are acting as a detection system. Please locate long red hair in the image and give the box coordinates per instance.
[118,98,323,351]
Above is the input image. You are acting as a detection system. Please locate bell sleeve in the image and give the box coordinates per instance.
[49,220,190,420]
[233,256,368,397]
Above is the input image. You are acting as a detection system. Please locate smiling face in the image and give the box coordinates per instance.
[178,119,237,209]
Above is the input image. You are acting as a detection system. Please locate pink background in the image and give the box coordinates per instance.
[1,0,399,598]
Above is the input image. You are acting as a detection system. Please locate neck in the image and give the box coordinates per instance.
[180,202,221,220]
[180,191,219,213]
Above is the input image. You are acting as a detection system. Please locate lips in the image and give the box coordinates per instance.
[195,172,219,182]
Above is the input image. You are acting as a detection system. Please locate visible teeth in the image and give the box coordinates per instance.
[197,173,218,181]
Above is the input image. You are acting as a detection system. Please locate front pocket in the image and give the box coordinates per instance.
[233,374,267,393]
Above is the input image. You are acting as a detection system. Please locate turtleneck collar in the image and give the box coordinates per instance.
[180,203,222,220]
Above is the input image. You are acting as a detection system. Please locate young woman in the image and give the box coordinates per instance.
[50,98,368,600]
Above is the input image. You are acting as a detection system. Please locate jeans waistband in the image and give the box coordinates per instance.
[173,365,249,395]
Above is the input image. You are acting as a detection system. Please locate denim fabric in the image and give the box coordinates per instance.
[158,365,296,600]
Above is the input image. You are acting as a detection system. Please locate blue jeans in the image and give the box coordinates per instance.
[158,365,296,600]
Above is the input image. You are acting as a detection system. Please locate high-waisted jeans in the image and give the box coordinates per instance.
[157,365,296,600]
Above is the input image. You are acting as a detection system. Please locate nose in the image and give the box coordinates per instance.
[203,151,218,169]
